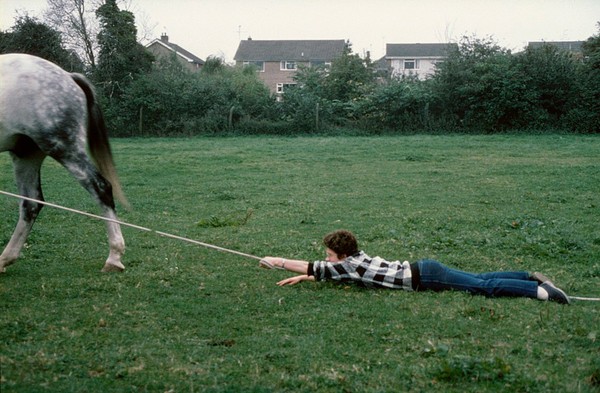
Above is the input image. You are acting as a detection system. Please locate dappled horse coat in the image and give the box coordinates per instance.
[0,53,127,273]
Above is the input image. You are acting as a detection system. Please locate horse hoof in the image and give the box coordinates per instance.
[101,263,124,273]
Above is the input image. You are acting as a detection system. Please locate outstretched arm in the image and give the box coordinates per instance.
[261,256,310,274]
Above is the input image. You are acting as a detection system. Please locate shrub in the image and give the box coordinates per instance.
[109,56,274,136]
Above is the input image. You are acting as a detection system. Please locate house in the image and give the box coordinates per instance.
[527,41,584,58]
[383,43,457,79]
[233,39,346,95]
[145,34,204,72]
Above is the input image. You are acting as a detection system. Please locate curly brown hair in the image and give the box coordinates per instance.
[323,230,359,258]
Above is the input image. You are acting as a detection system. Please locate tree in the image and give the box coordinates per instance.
[514,43,580,124]
[286,42,376,128]
[358,78,433,131]
[582,22,600,71]
[114,55,274,135]
[44,0,99,70]
[323,41,375,102]
[431,35,536,131]
[0,15,83,72]
[94,0,153,98]
[570,22,600,132]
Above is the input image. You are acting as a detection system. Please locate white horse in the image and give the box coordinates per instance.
[0,53,127,273]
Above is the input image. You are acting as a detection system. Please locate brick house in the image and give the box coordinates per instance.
[383,43,457,79]
[233,39,346,96]
[145,34,205,72]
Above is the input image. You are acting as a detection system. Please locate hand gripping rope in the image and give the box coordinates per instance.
[1,189,599,301]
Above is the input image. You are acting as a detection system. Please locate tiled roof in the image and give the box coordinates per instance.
[146,39,205,65]
[527,41,584,53]
[386,43,457,58]
[234,39,346,61]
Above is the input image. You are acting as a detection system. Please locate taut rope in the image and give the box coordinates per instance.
[0,190,262,261]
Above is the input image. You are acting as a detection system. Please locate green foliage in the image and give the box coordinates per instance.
[283,45,376,131]
[1,5,598,135]
[94,0,153,99]
[568,23,600,133]
[111,55,273,136]
[431,35,593,133]
[277,86,331,132]
[583,22,600,71]
[358,77,434,131]
[1,135,599,392]
[228,61,275,120]
[0,15,83,72]
[89,26,599,135]
[322,42,375,103]
[433,36,527,131]
[514,44,581,124]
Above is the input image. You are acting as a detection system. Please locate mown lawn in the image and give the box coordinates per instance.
[1,135,599,392]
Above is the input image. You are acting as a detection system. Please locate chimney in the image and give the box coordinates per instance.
[160,33,169,43]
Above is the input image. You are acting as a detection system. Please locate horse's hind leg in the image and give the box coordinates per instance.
[60,153,125,272]
[0,148,45,272]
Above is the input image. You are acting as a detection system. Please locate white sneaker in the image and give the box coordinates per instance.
[540,282,571,304]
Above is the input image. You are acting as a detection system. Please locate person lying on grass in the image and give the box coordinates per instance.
[260,229,570,304]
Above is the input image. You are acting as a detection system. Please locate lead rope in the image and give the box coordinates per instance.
[0,190,262,261]
[2,189,599,301]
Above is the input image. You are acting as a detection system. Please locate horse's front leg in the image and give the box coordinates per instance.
[100,207,125,272]
[1,151,45,272]
[62,155,126,272]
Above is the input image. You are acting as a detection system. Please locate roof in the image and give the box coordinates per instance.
[527,41,584,53]
[146,39,205,65]
[385,43,457,58]
[234,39,346,61]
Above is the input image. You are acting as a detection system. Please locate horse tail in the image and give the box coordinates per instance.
[71,73,129,209]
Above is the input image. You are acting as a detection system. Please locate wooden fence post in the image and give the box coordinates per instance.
[229,106,235,130]
[315,103,319,132]
[139,106,143,135]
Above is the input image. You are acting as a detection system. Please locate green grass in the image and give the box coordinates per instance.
[1,135,599,392]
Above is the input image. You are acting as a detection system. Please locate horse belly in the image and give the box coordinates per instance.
[0,132,19,152]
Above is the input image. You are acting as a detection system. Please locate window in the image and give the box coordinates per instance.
[243,61,264,72]
[276,83,297,94]
[403,59,419,70]
[280,61,297,70]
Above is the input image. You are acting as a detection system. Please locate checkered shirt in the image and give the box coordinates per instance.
[308,251,413,290]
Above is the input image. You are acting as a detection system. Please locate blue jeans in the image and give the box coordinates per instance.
[416,259,538,298]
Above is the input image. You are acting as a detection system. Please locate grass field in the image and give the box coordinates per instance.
[1,135,599,392]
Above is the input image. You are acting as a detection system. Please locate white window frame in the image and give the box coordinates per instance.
[276,82,297,94]
[280,60,297,71]
[403,59,420,70]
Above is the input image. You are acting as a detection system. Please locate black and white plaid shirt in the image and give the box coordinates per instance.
[308,251,413,290]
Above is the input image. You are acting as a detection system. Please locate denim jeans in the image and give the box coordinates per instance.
[416,259,538,298]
